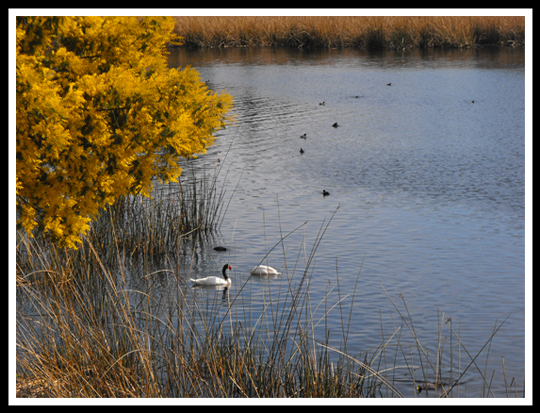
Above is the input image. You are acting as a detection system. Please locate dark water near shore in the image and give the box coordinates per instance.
[166,46,525,397]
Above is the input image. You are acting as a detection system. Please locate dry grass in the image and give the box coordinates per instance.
[14,160,522,398]
[15,197,522,398]
[173,16,525,49]
[15,205,388,398]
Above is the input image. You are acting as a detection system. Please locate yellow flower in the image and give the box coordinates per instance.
[16,16,233,248]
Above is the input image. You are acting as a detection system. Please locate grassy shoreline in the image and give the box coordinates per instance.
[173,16,525,49]
[15,173,522,398]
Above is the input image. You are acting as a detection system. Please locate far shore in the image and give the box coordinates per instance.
[172,16,525,49]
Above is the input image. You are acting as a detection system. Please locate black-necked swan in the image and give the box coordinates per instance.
[190,264,232,286]
[251,265,281,276]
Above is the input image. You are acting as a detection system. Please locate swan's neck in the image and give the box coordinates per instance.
[222,268,229,280]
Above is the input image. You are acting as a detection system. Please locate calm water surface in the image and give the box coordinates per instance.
[167,47,525,397]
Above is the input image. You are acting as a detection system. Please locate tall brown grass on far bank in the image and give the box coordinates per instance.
[173,16,525,49]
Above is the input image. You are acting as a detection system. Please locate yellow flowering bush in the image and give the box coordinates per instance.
[16,16,233,248]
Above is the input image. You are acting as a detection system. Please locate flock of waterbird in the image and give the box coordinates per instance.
[189,80,480,399]
[298,104,343,198]
[192,81,476,286]
[191,89,350,285]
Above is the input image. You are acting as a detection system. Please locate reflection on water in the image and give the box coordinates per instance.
[169,46,525,70]
[166,46,525,397]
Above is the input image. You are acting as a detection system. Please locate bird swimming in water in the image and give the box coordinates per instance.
[319,101,325,105]
[299,148,304,154]
[387,82,392,86]
[190,264,232,286]
[322,190,330,196]
[300,133,307,139]
[416,382,441,394]
[251,265,281,276]
[332,122,339,128]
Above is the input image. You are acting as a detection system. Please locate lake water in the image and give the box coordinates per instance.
[166,46,525,398]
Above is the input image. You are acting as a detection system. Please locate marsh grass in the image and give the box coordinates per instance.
[15,168,522,398]
[15,214,383,398]
[173,16,525,49]
[85,159,229,262]
[15,240,522,398]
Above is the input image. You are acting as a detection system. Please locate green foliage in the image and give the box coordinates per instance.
[16,16,233,248]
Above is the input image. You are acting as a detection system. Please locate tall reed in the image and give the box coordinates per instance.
[15,170,522,398]
[86,159,229,260]
[16,213,522,398]
[173,16,525,49]
[15,209,389,397]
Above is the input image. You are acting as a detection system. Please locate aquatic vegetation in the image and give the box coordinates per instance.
[15,188,521,398]
[173,16,525,49]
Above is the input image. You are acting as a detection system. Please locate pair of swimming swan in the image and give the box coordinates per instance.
[190,263,281,286]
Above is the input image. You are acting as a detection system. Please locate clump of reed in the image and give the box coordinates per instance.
[85,159,229,261]
[15,205,388,398]
[15,195,522,398]
[173,16,525,49]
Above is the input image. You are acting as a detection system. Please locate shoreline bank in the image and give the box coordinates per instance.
[172,16,525,50]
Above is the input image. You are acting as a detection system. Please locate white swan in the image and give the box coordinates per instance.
[190,264,232,286]
[251,265,281,276]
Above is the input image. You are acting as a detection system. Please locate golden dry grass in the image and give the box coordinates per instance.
[15,196,520,398]
[173,16,525,49]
